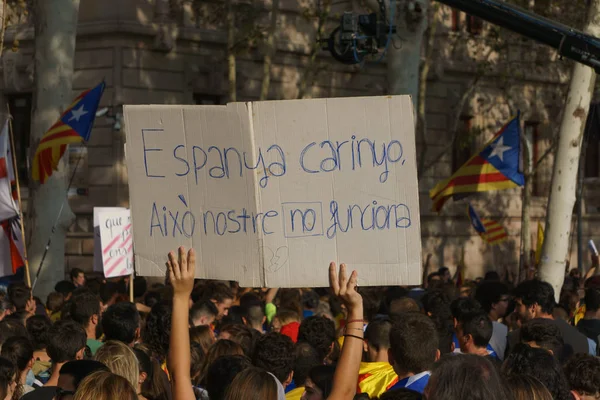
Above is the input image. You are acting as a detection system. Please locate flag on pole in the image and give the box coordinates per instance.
[535,222,544,265]
[31,82,106,183]
[0,120,18,221]
[0,218,25,276]
[467,204,508,245]
[430,116,525,212]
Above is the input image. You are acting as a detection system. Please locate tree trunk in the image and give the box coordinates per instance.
[520,131,533,281]
[260,0,279,101]
[539,0,600,301]
[227,0,236,102]
[27,0,80,297]
[387,0,429,104]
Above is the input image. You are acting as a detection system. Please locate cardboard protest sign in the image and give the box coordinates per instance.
[124,96,422,287]
[98,209,134,278]
[93,207,126,272]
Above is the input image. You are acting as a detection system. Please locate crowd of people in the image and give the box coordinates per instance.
[0,249,595,399]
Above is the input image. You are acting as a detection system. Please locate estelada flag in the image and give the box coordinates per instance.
[0,218,25,275]
[31,82,105,183]
[468,204,508,245]
[0,120,18,221]
[430,116,525,212]
[356,362,399,398]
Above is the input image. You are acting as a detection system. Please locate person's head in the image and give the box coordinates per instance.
[224,367,278,400]
[502,343,572,400]
[190,300,218,327]
[26,315,52,351]
[206,355,252,400]
[450,297,483,322]
[389,298,420,315]
[520,319,565,359]
[428,313,454,355]
[302,365,335,400]
[271,310,300,333]
[427,272,442,287]
[564,354,600,400]
[70,268,85,287]
[244,305,266,331]
[204,283,234,320]
[506,375,553,400]
[101,302,140,345]
[364,317,392,363]
[585,286,600,314]
[389,312,439,377]
[47,320,87,364]
[69,290,101,333]
[297,316,335,363]
[46,292,64,314]
[141,301,172,361]
[57,360,110,400]
[219,324,256,358]
[293,342,320,388]
[438,267,451,283]
[513,280,555,322]
[0,357,17,400]
[0,336,32,376]
[93,340,139,390]
[425,354,508,400]
[302,291,320,312]
[199,339,245,386]
[252,332,295,387]
[189,325,216,353]
[7,284,30,313]
[73,371,137,400]
[133,346,170,400]
[421,289,452,319]
[455,312,492,354]
[474,281,510,318]
[55,281,76,301]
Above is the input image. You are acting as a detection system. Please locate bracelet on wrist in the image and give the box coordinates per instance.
[344,334,364,341]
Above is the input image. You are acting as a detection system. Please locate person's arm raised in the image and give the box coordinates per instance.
[327,262,363,400]
[167,247,196,400]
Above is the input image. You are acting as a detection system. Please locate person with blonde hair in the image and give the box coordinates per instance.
[94,340,140,391]
[73,370,137,400]
[506,375,553,400]
[223,367,278,400]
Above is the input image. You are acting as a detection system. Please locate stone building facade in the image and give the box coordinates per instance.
[1,0,599,281]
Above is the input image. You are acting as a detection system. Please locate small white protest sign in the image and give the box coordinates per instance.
[124,96,422,287]
[93,207,126,272]
[98,209,134,278]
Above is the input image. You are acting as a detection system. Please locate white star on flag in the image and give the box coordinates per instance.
[68,104,88,122]
[488,137,511,162]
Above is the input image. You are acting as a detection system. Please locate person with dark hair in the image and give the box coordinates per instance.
[54,281,76,302]
[302,291,320,319]
[286,343,320,400]
[45,292,64,322]
[474,281,510,360]
[303,365,335,400]
[70,268,86,288]
[0,319,28,346]
[450,298,497,358]
[195,282,234,321]
[438,267,451,283]
[252,332,295,388]
[379,388,422,400]
[425,354,508,400]
[355,318,398,398]
[7,284,34,317]
[69,290,103,355]
[133,346,170,400]
[190,300,218,327]
[198,339,244,387]
[577,286,600,346]
[508,279,590,357]
[219,324,256,358]
[0,356,18,400]
[455,312,495,361]
[297,317,335,364]
[506,375,553,400]
[243,305,266,333]
[502,343,572,400]
[421,290,451,320]
[21,321,88,400]
[520,318,566,360]
[102,302,140,346]
[1,336,34,396]
[206,355,252,400]
[143,302,173,369]
[564,353,600,400]
[386,313,439,394]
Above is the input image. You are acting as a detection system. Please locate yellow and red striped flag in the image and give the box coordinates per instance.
[430,116,524,212]
[468,204,508,245]
[32,82,105,183]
